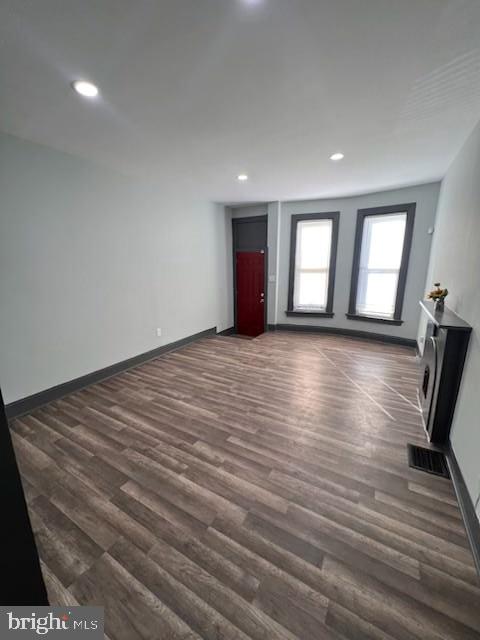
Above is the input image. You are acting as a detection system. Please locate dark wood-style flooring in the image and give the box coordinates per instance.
[11,331,480,640]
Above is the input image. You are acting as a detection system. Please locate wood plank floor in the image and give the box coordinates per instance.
[11,331,480,640]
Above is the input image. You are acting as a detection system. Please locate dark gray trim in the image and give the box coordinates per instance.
[231,215,268,225]
[6,327,216,420]
[287,212,340,316]
[348,203,416,322]
[346,313,403,326]
[267,323,416,347]
[217,327,235,336]
[286,311,334,318]
[445,443,480,577]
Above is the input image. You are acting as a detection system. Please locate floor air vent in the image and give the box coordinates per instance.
[407,444,450,479]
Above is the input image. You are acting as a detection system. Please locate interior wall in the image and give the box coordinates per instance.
[420,121,480,514]
[266,202,281,326]
[215,206,234,335]
[275,184,440,339]
[0,133,233,404]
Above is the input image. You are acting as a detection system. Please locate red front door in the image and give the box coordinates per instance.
[236,251,265,337]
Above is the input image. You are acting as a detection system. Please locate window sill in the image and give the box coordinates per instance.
[346,313,403,326]
[286,310,334,318]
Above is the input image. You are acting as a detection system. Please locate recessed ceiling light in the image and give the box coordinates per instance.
[330,152,344,161]
[72,80,99,98]
[237,174,249,181]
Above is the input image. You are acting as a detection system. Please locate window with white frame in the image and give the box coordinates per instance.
[288,213,339,314]
[349,204,415,322]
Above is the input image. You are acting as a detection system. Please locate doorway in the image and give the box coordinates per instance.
[232,215,267,337]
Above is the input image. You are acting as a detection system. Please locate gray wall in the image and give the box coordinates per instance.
[420,121,480,515]
[273,184,439,339]
[229,185,439,340]
[266,202,281,326]
[0,133,233,404]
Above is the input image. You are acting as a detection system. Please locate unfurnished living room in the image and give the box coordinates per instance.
[1,1,480,638]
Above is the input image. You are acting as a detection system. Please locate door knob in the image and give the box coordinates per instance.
[260,299,264,303]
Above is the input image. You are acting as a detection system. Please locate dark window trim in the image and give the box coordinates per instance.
[345,313,403,326]
[348,203,416,323]
[287,212,340,316]
[286,310,334,318]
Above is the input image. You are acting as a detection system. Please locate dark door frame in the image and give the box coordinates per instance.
[0,387,49,605]
[232,215,268,335]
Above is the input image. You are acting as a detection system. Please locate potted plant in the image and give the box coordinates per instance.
[427,282,448,312]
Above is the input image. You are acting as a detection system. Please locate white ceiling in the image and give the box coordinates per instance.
[1,0,480,203]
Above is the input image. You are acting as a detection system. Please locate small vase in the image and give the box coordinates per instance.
[434,298,445,312]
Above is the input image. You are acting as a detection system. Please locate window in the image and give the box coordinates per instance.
[348,203,416,324]
[287,212,339,316]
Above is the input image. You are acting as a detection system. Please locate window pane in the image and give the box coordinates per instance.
[356,212,407,318]
[295,272,328,309]
[293,218,333,311]
[357,271,399,317]
[362,213,406,270]
[297,220,332,269]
